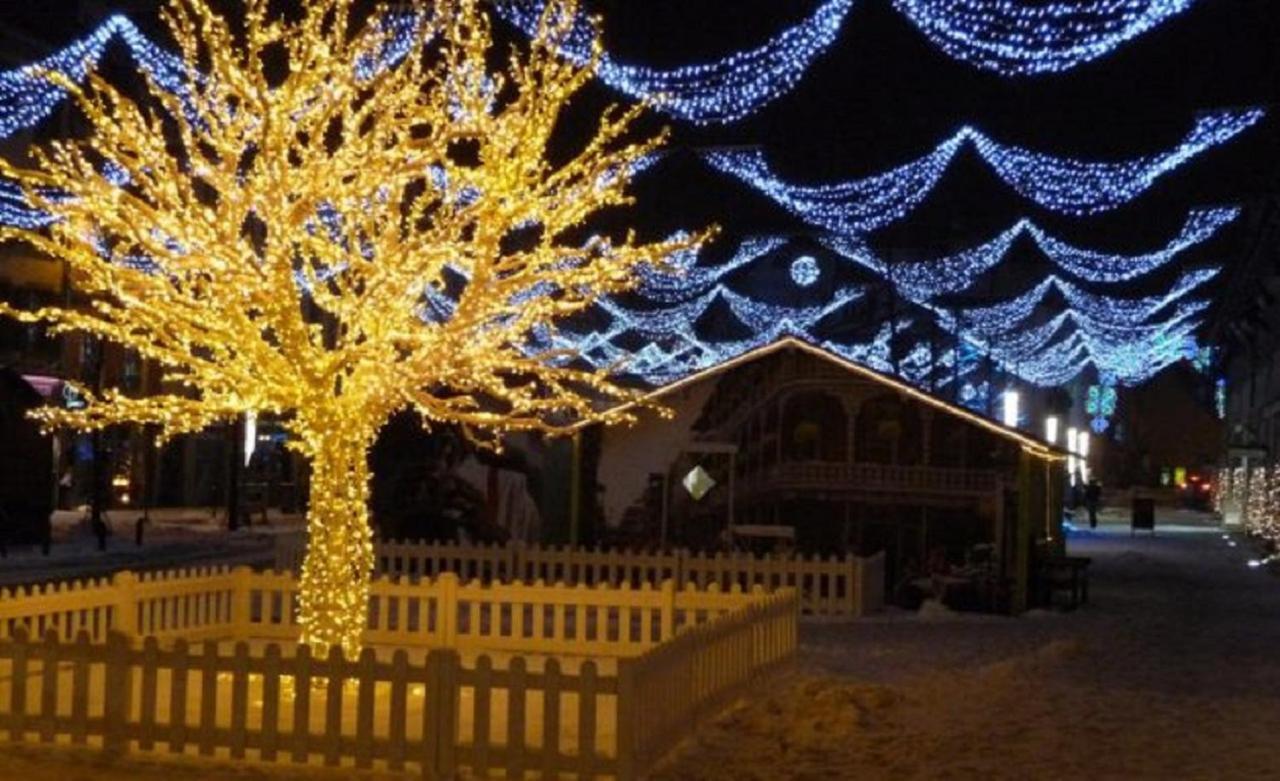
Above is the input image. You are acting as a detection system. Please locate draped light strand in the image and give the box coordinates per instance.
[0,2,1227,138]
[816,208,1233,299]
[542,230,1215,392]
[494,0,854,125]
[498,0,1210,123]
[704,111,1263,232]
[892,0,1199,76]
[819,237,1216,384]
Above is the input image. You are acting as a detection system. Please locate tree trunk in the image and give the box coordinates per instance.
[296,432,375,659]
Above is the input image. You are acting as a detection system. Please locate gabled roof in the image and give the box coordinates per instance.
[591,336,1068,461]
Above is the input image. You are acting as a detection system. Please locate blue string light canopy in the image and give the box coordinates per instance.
[817,207,1236,298]
[703,111,1264,232]
[498,0,1208,123]
[530,231,1219,390]
[890,0,1199,76]
[0,12,421,228]
[0,4,1235,397]
[495,0,854,125]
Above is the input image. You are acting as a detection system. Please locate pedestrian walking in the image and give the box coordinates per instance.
[1085,480,1102,529]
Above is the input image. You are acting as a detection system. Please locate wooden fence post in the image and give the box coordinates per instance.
[111,571,138,641]
[437,572,458,648]
[659,579,676,641]
[102,632,133,756]
[230,566,253,640]
[615,657,639,781]
[424,648,459,780]
[7,626,29,742]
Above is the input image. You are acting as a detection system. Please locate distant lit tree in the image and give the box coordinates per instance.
[0,0,703,657]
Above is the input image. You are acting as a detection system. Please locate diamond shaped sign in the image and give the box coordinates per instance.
[682,465,717,501]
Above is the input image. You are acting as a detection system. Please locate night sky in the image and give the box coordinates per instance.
[3,0,1278,321]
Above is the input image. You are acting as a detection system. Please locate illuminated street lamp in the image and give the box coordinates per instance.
[1002,390,1020,428]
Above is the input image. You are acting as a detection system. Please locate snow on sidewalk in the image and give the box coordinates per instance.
[1,509,298,587]
[655,517,1280,780]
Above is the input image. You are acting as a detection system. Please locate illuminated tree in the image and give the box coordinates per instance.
[1246,465,1270,534]
[0,0,703,657]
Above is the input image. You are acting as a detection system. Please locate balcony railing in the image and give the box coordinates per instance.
[753,461,999,495]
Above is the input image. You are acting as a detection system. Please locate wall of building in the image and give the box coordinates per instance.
[597,380,719,527]
[1104,365,1223,486]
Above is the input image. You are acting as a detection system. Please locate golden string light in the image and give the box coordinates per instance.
[0,0,707,658]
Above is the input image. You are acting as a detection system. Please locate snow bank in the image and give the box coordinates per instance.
[654,520,1280,780]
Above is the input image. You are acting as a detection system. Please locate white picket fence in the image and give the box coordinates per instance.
[0,567,798,779]
[0,566,240,645]
[277,534,885,618]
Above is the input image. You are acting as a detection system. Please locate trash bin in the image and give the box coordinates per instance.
[1131,497,1155,536]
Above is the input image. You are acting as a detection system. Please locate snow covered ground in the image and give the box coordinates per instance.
[2,508,1278,779]
[655,509,1280,780]
[0,508,298,587]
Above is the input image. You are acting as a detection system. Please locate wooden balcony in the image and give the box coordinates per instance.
[749,461,1000,497]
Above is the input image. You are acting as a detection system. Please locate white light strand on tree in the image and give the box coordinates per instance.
[1261,464,1280,547]
[1247,465,1270,535]
[704,111,1263,231]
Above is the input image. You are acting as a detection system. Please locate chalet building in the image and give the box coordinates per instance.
[590,338,1067,612]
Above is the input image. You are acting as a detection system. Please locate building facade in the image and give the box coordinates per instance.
[592,338,1066,612]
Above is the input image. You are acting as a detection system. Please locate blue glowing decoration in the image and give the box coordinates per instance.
[534,231,1216,391]
[1087,378,1119,433]
[892,1,1199,76]
[705,136,962,235]
[595,283,867,341]
[959,381,991,413]
[499,1,1208,124]
[495,0,853,125]
[922,266,1215,386]
[537,317,903,389]
[1192,344,1214,374]
[634,236,786,302]
[1022,208,1237,283]
[704,112,1263,230]
[0,13,421,141]
[0,13,420,227]
[1215,377,1226,419]
[791,255,821,287]
[0,16,174,140]
[818,208,1234,297]
[0,12,1227,396]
